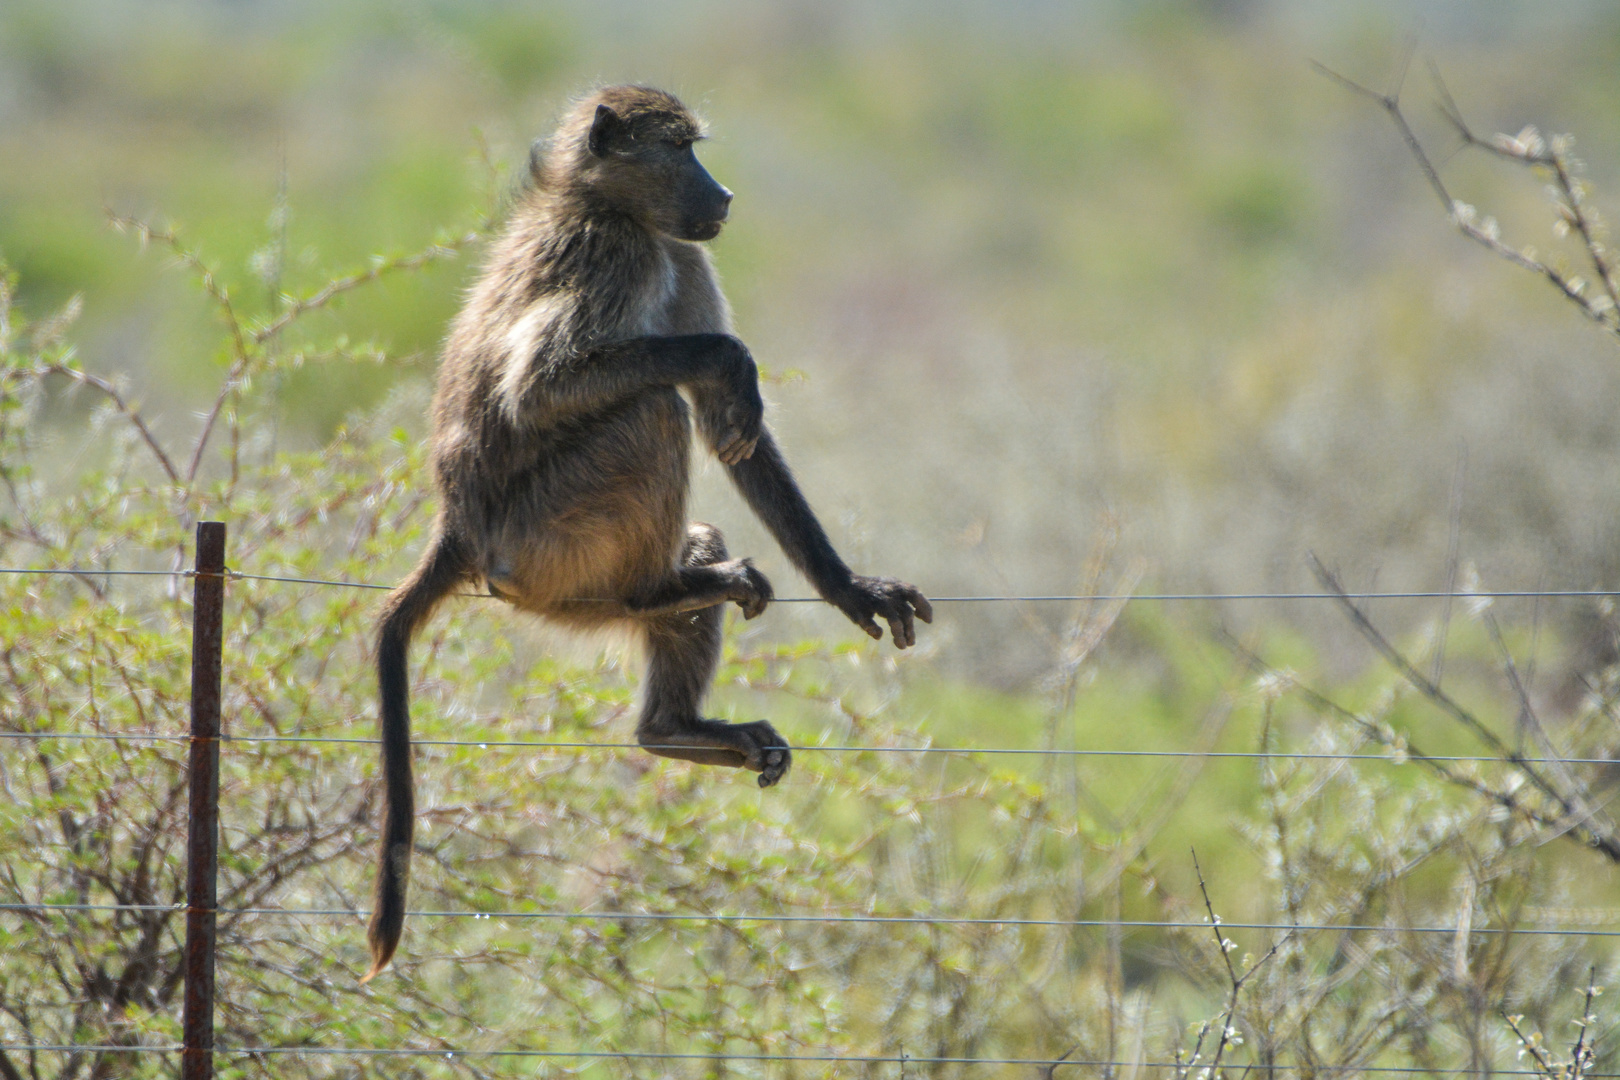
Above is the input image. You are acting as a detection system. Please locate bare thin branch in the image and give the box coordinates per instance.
[1226,632,1582,836]
[1426,61,1620,316]
[1039,1043,1081,1079]
[106,212,249,361]
[1569,966,1599,1077]
[1190,850,1285,1079]
[251,232,482,346]
[27,364,180,485]
[1310,555,1620,862]
[1313,559,1539,769]
[1431,446,1467,687]
[1483,610,1611,839]
[1504,1012,1559,1077]
[1311,59,1454,214]
[1320,57,1620,340]
[105,213,252,486]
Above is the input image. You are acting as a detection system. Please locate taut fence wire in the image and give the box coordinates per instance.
[6,525,1620,1075]
[7,561,1620,603]
[6,901,1620,938]
[1,727,1614,764]
[0,1045,1610,1073]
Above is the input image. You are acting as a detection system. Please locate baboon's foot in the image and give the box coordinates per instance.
[721,558,772,619]
[729,719,791,786]
[638,718,792,787]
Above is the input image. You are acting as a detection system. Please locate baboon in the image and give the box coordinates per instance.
[364,86,932,981]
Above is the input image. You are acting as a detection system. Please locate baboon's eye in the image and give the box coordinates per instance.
[673,139,694,152]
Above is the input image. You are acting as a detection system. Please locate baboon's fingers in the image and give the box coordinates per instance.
[716,431,758,466]
[720,434,758,464]
[734,559,772,618]
[908,590,934,624]
[885,611,912,648]
[856,614,883,641]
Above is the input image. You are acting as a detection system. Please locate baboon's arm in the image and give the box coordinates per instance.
[727,431,850,587]
[531,333,762,464]
[727,431,933,648]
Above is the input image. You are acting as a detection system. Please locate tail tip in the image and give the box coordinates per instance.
[360,938,397,984]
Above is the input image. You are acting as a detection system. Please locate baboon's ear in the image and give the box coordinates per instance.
[588,104,621,158]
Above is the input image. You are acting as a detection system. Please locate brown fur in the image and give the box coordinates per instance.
[363,86,932,981]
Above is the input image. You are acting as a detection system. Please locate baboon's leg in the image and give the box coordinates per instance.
[635,524,791,787]
[622,549,771,619]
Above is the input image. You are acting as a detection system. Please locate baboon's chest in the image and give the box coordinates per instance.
[615,248,680,339]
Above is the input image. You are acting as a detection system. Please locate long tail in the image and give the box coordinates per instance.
[361,532,469,983]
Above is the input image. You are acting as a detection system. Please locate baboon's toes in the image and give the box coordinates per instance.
[757,762,785,787]
[758,746,791,787]
[736,720,791,787]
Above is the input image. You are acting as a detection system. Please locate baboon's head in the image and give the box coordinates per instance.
[553,86,733,242]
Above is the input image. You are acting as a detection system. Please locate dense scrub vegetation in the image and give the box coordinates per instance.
[1,223,1617,1076]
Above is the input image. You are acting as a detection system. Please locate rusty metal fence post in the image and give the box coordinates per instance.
[183,522,226,1080]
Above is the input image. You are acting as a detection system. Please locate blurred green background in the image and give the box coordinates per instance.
[4,0,1620,688]
[9,3,1620,1069]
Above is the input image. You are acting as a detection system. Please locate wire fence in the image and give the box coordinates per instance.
[5,535,1620,1075]
[7,900,1620,939]
[8,561,1620,603]
[3,727,1614,764]
[0,1044,1607,1073]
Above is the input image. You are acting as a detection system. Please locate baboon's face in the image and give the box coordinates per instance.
[655,140,733,242]
[588,105,733,242]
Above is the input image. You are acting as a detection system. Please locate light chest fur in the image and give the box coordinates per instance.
[492,239,727,421]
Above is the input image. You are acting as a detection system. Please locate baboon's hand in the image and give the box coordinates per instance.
[731,558,773,619]
[713,339,764,465]
[830,575,933,649]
